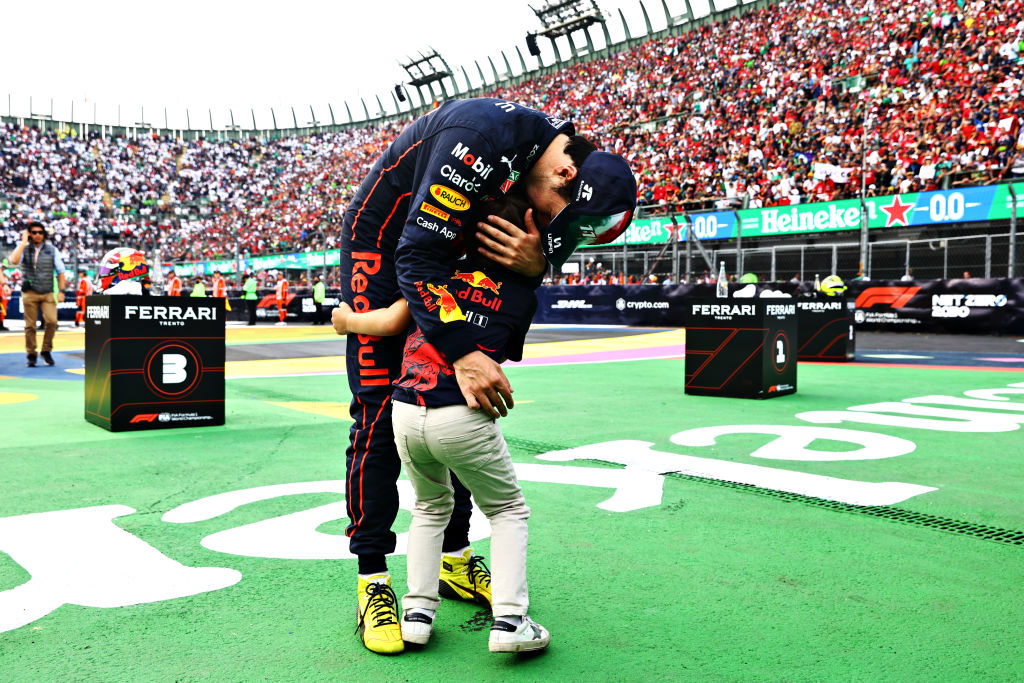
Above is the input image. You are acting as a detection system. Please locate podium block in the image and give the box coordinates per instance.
[797,296,855,361]
[84,296,225,431]
[684,298,797,398]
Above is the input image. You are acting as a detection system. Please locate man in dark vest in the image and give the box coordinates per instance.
[9,222,68,366]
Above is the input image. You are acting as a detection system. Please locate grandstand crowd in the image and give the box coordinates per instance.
[1,0,1022,268]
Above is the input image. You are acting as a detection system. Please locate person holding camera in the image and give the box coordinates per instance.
[8,221,68,367]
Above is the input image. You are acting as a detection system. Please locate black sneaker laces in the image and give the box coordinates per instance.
[467,555,492,590]
[357,582,399,632]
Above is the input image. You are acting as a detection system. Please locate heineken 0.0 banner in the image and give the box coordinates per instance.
[738,183,1024,237]
[169,250,341,277]
[156,182,1024,269]
[588,182,1024,247]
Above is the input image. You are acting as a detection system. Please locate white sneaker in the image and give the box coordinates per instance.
[402,610,434,645]
[488,615,549,653]
[274,321,287,326]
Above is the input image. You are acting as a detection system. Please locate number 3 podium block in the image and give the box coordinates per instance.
[684,298,798,399]
[84,295,226,431]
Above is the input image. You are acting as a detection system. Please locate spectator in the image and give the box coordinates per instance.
[8,222,67,366]
[1,0,1021,259]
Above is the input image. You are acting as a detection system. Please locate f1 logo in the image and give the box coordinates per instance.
[163,354,187,384]
[854,286,921,310]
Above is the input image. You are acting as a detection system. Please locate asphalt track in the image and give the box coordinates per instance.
[225,327,1024,368]
[1,321,1023,681]
[2,321,1022,371]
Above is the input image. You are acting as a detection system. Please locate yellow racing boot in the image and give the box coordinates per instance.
[356,574,404,654]
[438,548,492,608]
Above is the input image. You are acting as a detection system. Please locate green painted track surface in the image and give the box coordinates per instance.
[2,357,1023,681]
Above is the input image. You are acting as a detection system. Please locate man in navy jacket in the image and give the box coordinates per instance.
[339,97,636,653]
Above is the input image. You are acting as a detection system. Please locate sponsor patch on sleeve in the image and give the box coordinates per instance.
[420,201,451,222]
[429,184,471,212]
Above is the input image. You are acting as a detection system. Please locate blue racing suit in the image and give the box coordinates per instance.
[392,255,537,408]
[340,98,573,563]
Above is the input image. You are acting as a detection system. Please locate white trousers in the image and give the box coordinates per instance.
[392,401,531,617]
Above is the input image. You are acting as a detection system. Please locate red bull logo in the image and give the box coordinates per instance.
[396,329,454,392]
[119,252,146,271]
[425,283,466,323]
[451,270,501,295]
[456,287,503,312]
[121,266,148,281]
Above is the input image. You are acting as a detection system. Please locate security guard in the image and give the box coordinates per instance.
[242,273,259,325]
[312,275,326,324]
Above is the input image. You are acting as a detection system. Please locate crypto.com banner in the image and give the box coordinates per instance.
[534,284,691,326]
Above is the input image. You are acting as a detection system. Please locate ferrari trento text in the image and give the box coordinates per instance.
[690,304,757,316]
[123,305,218,321]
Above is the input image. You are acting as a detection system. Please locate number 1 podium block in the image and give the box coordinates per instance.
[684,298,798,399]
[84,295,226,431]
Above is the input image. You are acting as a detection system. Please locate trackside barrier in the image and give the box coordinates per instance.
[533,279,1024,335]
[12,280,1019,335]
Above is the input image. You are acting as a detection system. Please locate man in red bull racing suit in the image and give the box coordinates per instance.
[340,97,636,653]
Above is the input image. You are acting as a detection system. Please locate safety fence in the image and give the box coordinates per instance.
[575,232,1024,284]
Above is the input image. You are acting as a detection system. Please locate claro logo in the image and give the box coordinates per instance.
[429,185,471,212]
[854,286,921,309]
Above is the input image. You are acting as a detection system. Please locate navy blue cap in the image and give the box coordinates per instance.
[541,152,637,268]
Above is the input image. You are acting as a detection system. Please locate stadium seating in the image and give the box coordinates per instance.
[1,0,1021,265]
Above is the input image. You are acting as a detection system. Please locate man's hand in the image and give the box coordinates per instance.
[20,230,30,245]
[453,350,514,418]
[476,208,546,277]
[57,291,65,303]
[331,302,354,335]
